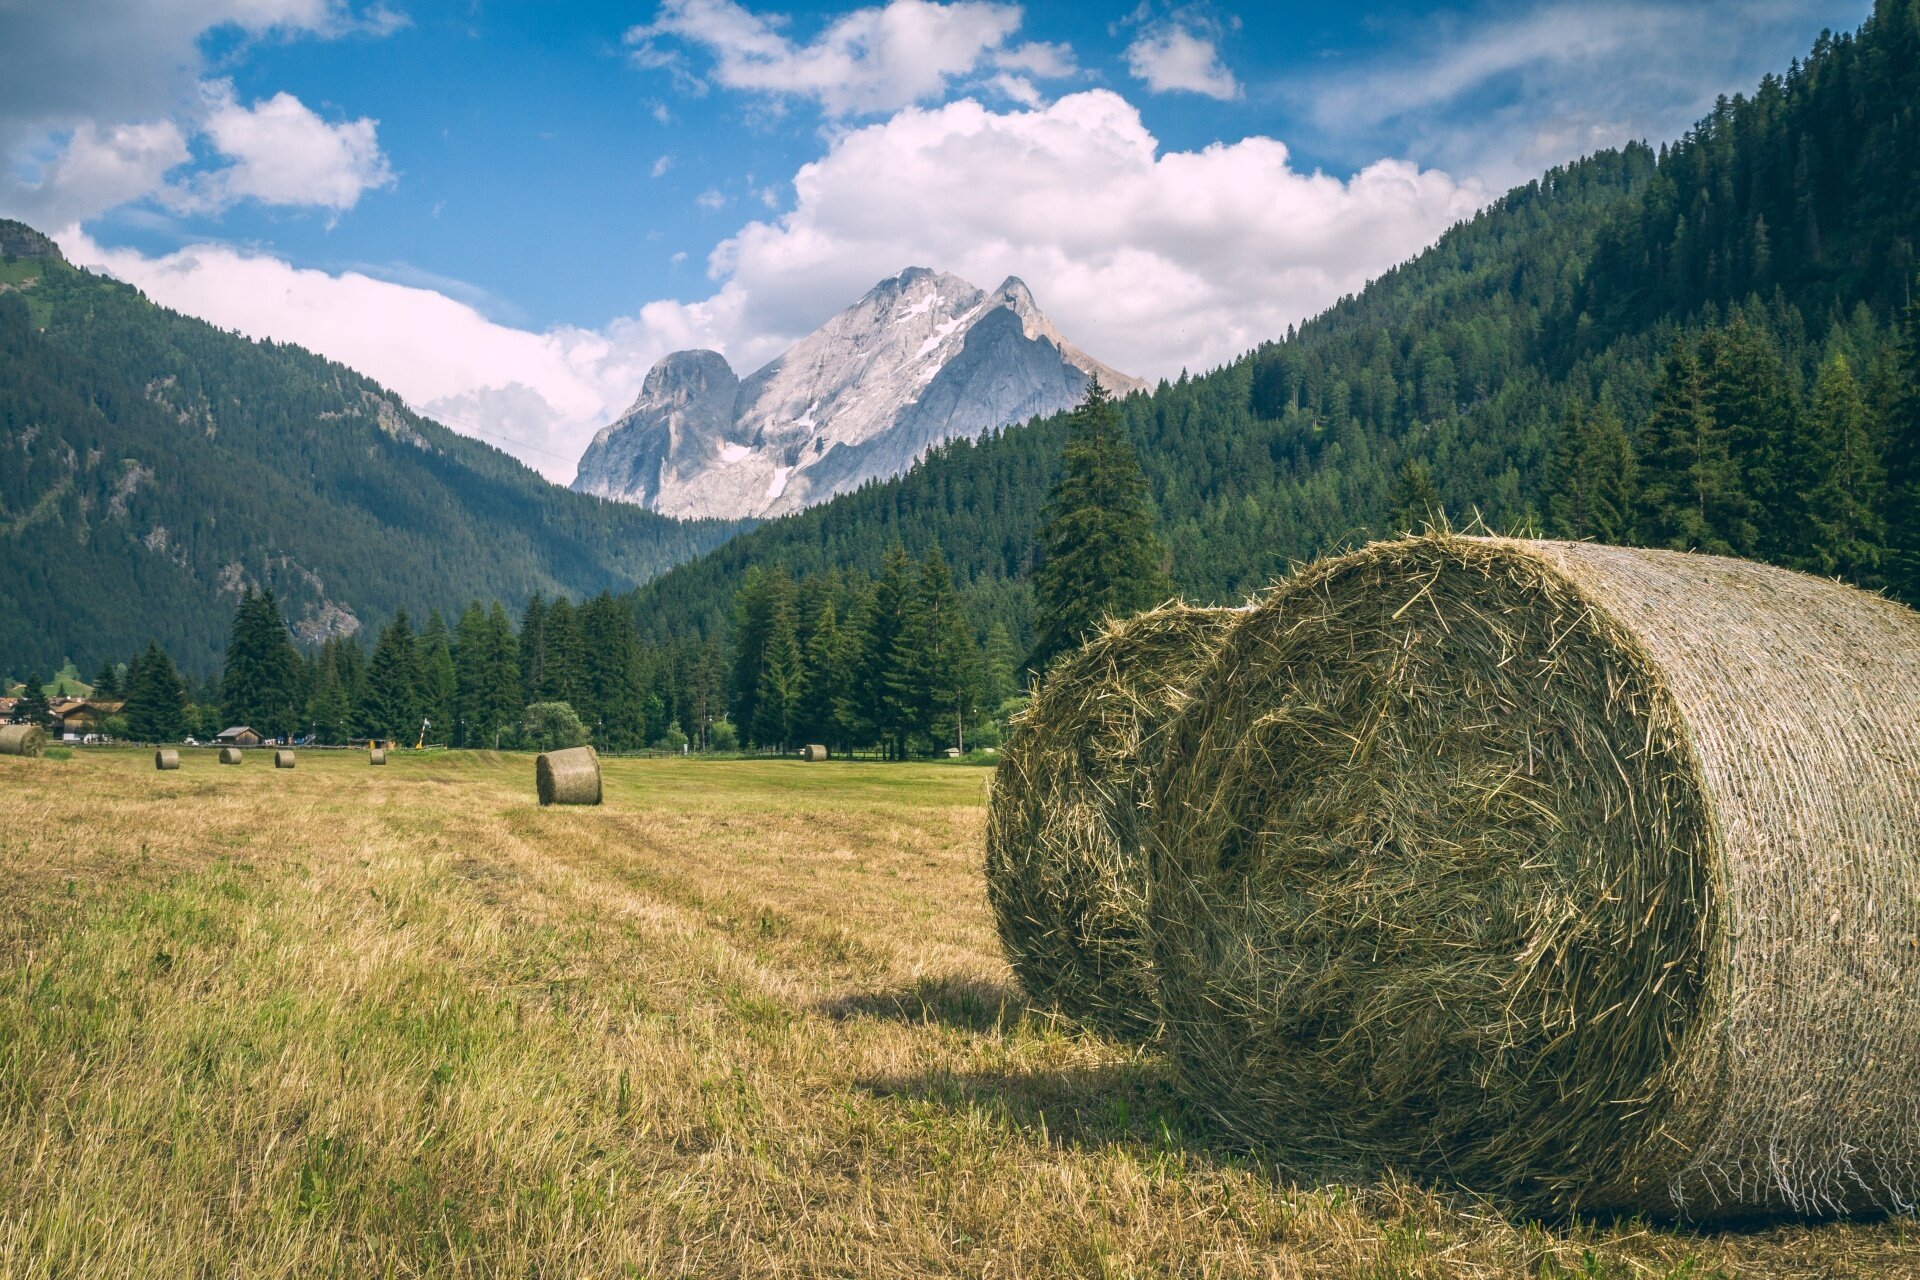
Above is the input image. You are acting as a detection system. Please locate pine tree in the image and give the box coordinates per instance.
[886,549,980,754]
[728,567,776,740]
[1030,379,1169,670]
[1801,352,1887,583]
[518,594,548,710]
[1637,341,1748,555]
[1387,459,1445,533]
[540,598,586,710]
[90,661,122,700]
[981,620,1019,711]
[581,593,643,750]
[361,611,421,743]
[1546,396,1638,543]
[1700,318,1790,556]
[751,586,804,750]
[416,610,457,745]
[306,639,353,744]
[15,673,50,727]
[222,588,304,738]
[857,550,914,756]
[482,602,523,748]
[797,594,847,748]
[122,641,187,742]
[1883,290,1920,604]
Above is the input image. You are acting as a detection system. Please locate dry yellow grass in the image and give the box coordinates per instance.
[0,747,1914,1278]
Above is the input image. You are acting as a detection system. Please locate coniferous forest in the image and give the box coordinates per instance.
[7,2,1920,760]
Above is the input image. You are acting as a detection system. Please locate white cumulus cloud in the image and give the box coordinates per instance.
[1125,23,1240,99]
[173,82,394,213]
[626,0,1073,115]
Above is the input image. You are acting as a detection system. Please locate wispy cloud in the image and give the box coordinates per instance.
[1301,0,1867,189]
[625,0,1074,116]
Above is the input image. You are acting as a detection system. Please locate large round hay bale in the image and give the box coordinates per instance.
[536,745,600,805]
[274,749,295,769]
[369,747,387,765]
[154,748,179,771]
[1151,534,1920,1219]
[801,744,828,762]
[985,603,1241,1039]
[218,747,242,765]
[0,724,46,757]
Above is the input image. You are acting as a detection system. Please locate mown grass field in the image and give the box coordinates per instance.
[1,748,1914,1278]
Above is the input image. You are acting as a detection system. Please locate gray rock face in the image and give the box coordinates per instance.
[572,268,1144,519]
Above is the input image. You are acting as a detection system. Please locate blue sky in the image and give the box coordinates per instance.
[0,0,1872,477]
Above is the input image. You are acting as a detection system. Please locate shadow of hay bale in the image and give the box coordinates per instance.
[818,975,1034,1035]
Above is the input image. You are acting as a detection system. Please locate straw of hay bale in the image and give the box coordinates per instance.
[0,724,46,757]
[369,747,387,765]
[219,747,243,765]
[802,744,828,762]
[537,745,601,805]
[1150,534,1920,1220]
[154,749,179,771]
[274,749,296,769]
[985,603,1241,1039]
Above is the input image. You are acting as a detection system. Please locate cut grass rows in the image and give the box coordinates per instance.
[0,749,1913,1277]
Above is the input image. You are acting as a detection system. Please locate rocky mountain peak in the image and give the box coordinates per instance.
[573,269,1144,519]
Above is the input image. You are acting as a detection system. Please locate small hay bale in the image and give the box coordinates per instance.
[0,724,46,757]
[802,744,828,762]
[274,749,295,769]
[536,745,600,805]
[985,602,1241,1039]
[219,747,243,765]
[154,748,179,771]
[369,747,387,765]
[1151,534,1920,1219]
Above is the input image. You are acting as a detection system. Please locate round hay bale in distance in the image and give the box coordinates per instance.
[154,749,180,771]
[274,749,295,769]
[801,744,828,762]
[0,724,46,757]
[1151,534,1920,1219]
[369,747,387,765]
[985,602,1241,1040]
[219,747,243,765]
[537,745,600,805]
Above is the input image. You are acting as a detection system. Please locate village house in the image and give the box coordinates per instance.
[214,726,265,747]
[47,698,123,741]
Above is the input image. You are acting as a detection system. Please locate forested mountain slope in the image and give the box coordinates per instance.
[630,0,1920,655]
[0,234,743,676]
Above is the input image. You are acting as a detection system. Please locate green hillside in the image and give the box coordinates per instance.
[629,0,1920,654]
[0,234,744,676]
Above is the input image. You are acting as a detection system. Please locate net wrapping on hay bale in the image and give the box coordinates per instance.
[274,749,295,769]
[0,724,46,757]
[154,749,179,771]
[986,603,1240,1039]
[369,748,387,765]
[219,747,242,765]
[537,746,601,805]
[1151,535,1920,1219]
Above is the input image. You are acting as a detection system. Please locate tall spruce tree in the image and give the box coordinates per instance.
[581,593,644,750]
[751,585,804,750]
[222,588,304,737]
[1801,351,1887,583]
[1700,318,1791,557]
[482,602,523,748]
[886,548,982,754]
[90,661,122,700]
[15,673,50,727]
[306,639,353,744]
[122,641,187,742]
[857,549,914,756]
[361,611,421,742]
[1030,379,1168,670]
[728,567,777,740]
[1637,341,1749,554]
[518,594,548,710]
[540,598,586,710]
[1546,396,1638,542]
[1387,459,1445,533]
[981,621,1019,710]
[797,594,848,748]
[416,610,457,745]
[1883,290,1920,604]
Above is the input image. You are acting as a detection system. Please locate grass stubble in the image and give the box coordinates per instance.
[0,749,1913,1278]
